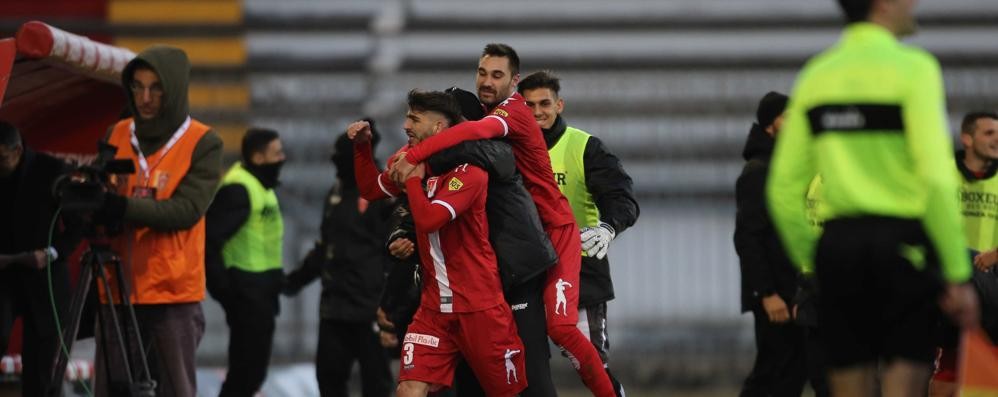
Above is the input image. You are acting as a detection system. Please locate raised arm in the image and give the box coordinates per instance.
[349,120,402,201]
[404,116,507,164]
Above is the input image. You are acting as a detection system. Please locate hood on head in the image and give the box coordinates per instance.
[742,123,776,161]
[332,119,381,185]
[122,45,191,144]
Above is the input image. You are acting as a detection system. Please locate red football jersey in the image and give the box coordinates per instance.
[354,140,406,201]
[404,92,575,229]
[404,163,505,313]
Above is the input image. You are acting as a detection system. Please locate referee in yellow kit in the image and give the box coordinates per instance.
[767,1,980,396]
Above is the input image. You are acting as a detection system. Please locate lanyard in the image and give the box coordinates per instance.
[129,116,191,181]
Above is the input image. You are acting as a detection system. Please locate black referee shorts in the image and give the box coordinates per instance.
[816,216,944,369]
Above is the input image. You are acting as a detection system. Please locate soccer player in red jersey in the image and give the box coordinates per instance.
[389,44,616,397]
[350,90,526,397]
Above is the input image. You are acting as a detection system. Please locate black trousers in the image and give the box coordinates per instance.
[740,308,807,397]
[0,265,69,396]
[316,319,393,397]
[453,275,556,397]
[219,298,276,397]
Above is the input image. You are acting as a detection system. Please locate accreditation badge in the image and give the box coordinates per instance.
[131,186,157,199]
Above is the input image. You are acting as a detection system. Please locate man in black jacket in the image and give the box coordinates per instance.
[733,91,808,397]
[282,130,395,397]
[518,71,639,397]
[0,121,82,396]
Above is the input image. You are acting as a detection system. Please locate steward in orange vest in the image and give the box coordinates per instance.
[94,44,223,397]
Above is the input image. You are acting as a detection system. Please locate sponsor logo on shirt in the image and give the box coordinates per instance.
[493,108,510,118]
[404,333,441,348]
[448,177,463,191]
[505,349,521,384]
[554,172,567,186]
[820,107,866,130]
[510,302,528,311]
[959,189,998,220]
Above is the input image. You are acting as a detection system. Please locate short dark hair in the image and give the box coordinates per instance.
[0,120,21,149]
[961,111,998,135]
[482,43,520,76]
[837,0,874,23]
[517,71,561,96]
[407,90,462,126]
[242,128,280,163]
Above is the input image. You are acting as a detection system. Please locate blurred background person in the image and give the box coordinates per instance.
[733,91,809,397]
[931,111,998,396]
[282,128,395,397]
[206,127,287,397]
[0,120,82,396]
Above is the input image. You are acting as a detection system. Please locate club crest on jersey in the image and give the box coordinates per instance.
[492,108,510,118]
[448,177,463,191]
[426,177,439,198]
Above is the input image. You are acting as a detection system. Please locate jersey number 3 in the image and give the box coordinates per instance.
[403,342,414,365]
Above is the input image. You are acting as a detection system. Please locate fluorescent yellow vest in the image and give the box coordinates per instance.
[958,168,998,252]
[220,162,284,272]
[549,126,600,256]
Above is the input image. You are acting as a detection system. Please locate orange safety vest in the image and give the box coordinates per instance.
[101,117,210,304]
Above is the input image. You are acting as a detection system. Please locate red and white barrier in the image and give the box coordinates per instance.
[14,20,135,83]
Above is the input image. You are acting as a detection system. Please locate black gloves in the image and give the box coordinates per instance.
[97,191,128,222]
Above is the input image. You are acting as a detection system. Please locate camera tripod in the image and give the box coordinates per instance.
[47,241,156,397]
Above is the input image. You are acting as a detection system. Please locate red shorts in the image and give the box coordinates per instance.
[399,303,527,396]
[543,223,582,326]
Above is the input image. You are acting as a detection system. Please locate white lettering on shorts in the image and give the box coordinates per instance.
[404,333,441,348]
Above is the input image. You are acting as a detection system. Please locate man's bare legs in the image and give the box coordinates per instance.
[397,380,430,397]
[881,359,932,397]
[828,364,877,397]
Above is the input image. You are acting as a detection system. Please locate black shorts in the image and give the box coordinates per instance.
[816,216,943,368]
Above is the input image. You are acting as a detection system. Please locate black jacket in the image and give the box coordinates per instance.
[428,139,558,289]
[380,202,422,340]
[542,116,640,306]
[734,124,800,312]
[205,169,286,315]
[1,148,80,260]
[284,184,395,322]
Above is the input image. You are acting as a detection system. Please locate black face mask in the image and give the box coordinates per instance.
[249,160,284,189]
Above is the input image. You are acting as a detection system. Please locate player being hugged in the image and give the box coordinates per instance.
[349,90,526,397]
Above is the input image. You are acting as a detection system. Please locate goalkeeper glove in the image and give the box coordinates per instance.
[580,222,616,259]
